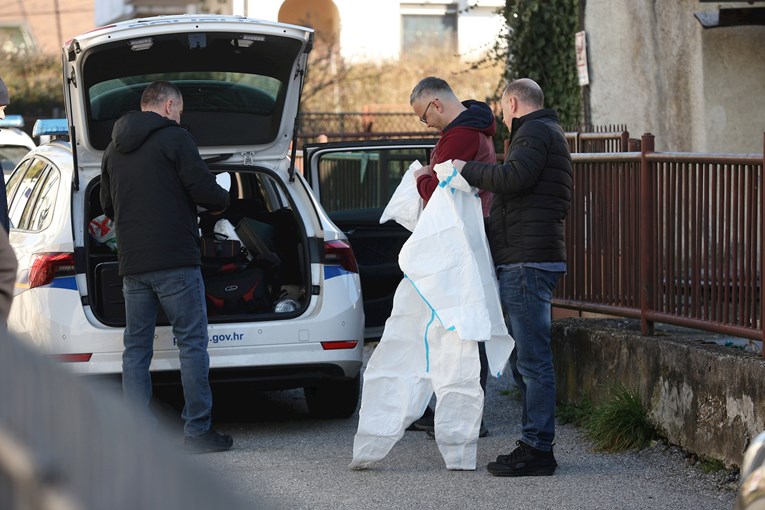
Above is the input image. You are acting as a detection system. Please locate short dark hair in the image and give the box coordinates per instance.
[140,81,181,109]
[410,76,454,105]
[503,78,544,108]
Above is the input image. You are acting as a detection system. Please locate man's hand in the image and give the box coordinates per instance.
[452,160,466,172]
[413,164,431,180]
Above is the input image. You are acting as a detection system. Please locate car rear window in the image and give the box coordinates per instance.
[80,31,302,150]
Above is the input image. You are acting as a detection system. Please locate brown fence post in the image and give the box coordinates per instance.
[621,130,629,152]
[761,133,765,355]
[640,133,656,335]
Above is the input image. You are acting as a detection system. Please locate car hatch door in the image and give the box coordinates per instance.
[302,139,436,336]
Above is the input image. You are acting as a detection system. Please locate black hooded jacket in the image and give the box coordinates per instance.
[100,111,230,276]
[461,109,572,264]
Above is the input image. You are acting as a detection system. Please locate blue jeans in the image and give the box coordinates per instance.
[497,265,562,452]
[122,266,212,437]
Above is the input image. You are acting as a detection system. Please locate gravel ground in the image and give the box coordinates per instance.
[192,342,738,509]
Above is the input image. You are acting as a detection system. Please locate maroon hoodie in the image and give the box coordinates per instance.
[416,99,496,216]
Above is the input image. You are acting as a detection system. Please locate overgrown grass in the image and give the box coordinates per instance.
[557,384,656,452]
[699,457,726,473]
[586,383,656,452]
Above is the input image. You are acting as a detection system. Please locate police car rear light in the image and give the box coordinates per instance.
[56,353,92,362]
[323,240,358,273]
[29,252,76,288]
[321,341,358,350]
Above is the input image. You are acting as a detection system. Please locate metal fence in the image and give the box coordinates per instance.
[556,133,765,354]
[297,113,630,155]
[297,112,435,148]
[294,128,765,352]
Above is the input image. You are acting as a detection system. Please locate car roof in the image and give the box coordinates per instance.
[0,127,35,150]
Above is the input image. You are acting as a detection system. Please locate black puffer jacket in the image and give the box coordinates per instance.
[100,111,230,276]
[461,109,572,264]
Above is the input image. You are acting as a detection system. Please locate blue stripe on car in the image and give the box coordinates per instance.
[324,266,351,280]
[50,276,78,290]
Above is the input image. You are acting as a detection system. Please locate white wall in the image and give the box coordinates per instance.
[243,0,503,63]
[96,0,136,26]
[701,25,765,153]
[585,0,765,152]
[457,5,504,60]
[335,0,401,62]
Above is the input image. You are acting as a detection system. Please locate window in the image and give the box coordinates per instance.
[0,146,32,175]
[316,148,430,213]
[8,158,48,230]
[6,158,60,231]
[401,12,458,56]
[27,167,60,231]
[81,31,303,150]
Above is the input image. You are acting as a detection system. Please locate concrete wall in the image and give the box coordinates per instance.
[701,25,765,153]
[553,318,765,468]
[585,0,765,153]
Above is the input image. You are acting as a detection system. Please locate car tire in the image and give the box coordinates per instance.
[304,374,360,419]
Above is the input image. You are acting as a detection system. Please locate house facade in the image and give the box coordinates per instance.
[584,1,765,152]
[5,1,762,153]
[0,0,96,54]
[96,0,506,64]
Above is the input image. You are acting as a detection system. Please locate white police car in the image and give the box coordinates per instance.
[5,15,364,418]
[0,115,35,180]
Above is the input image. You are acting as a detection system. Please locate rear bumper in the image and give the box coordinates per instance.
[152,362,360,390]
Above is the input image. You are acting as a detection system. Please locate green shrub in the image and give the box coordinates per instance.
[0,51,64,117]
[585,383,656,452]
[699,457,726,473]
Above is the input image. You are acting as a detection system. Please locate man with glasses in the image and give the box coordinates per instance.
[407,76,497,437]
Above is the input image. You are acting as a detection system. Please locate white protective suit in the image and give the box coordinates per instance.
[350,161,514,471]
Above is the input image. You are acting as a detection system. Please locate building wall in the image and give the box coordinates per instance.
[585,0,765,152]
[701,25,765,153]
[241,0,504,63]
[0,0,96,53]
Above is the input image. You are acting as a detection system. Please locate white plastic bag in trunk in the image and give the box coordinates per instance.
[350,161,513,471]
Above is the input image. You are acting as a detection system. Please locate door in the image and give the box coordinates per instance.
[303,139,436,338]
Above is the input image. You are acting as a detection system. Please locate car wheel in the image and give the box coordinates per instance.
[304,374,360,419]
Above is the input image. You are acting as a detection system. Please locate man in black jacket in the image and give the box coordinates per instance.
[101,81,232,453]
[453,78,572,476]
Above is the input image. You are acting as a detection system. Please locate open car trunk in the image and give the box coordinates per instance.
[84,167,310,326]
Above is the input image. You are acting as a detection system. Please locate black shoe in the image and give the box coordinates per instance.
[184,429,234,453]
[408,407,435,432]
[487,440,557,477]
[425,422,489,439]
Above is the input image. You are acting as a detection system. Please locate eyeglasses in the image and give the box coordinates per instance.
[419,100,435,124]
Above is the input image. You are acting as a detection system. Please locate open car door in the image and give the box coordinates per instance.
[303,139,436,339]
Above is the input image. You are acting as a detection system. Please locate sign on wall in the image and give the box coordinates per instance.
[575,30,590,86]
